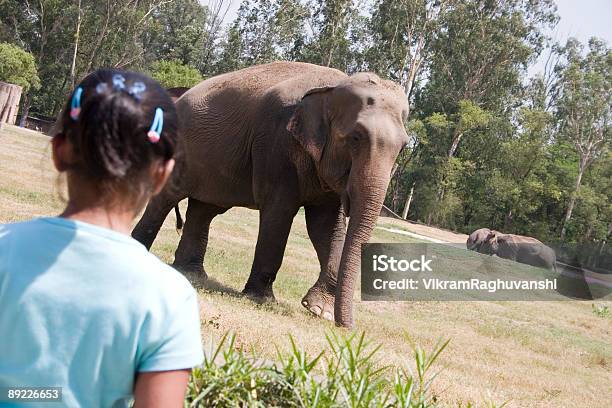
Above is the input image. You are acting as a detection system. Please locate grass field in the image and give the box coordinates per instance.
[1,124,610,407]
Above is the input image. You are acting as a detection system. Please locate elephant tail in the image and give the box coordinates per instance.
[175,205,184,235]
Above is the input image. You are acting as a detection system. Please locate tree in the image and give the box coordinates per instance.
[556,38,611,240]
[0,43,40,92]
[145,0,208,68]
[301,0,366,72]
[213,24,244,74]
[212,0,309,74]
[407,0,558,225]
[0,43,40,125]
[367,0,446,219]
[367,0,442,103]
[0,0,176,116]
[421,0,557,114]
[200,0,234,74]
[0,0,73,117]
[149,60,203,88]
[273,0,310,61]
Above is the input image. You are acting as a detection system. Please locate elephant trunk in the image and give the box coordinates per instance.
[334,163,392,328]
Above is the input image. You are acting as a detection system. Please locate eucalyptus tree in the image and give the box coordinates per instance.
[556,38,611,240]
[0,0,175,116]
[410,0,558,226]
[213,0,309,73]
[0,0,75,116]
[144,0,208,69]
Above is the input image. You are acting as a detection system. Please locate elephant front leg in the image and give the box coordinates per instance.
[132,187,186,249]
[173,199,227,276]
[243,203,299,301]
[302,202,346,321]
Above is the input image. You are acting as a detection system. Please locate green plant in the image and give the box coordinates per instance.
[185,331,450,407]
[0,42,40,91]
[458,397,510,408]
[591,303,611,318]
[149,59,203,89]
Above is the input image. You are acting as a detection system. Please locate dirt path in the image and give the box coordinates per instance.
[378,216,469,244]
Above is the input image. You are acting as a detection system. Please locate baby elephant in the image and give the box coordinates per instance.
[467,229,557,272]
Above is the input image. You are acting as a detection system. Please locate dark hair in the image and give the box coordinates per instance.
[57,69,178,200]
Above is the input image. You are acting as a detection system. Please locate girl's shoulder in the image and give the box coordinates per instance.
[0,218,195,300]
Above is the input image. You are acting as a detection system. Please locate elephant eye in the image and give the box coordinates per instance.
[351,129,366,143]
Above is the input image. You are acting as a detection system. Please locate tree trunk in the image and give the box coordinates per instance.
[0,82,23,125]
[600,222,611,254]
[448,128,463,158]
[69,0,83,89]
[560,159,586,240]
[401,182,415,220]
[19,93,32,127]
[504,209,513,230]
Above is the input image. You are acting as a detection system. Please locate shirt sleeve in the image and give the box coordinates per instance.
[137,289,204,372]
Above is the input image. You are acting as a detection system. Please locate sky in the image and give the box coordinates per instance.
[553,0,612,45]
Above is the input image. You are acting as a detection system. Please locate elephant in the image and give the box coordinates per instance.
[478,231,558,272]
[132,61,410,328]
[466,228,498,252]
[167,87,190,102]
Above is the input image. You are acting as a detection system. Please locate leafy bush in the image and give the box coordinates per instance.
[149,60,203,89]
[186,331,449,407]
[0,42,40,92]
[592,303,611,318]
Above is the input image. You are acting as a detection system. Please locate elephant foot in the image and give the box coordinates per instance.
[242,283,276,303]
[172,262,208,279]
[302,283,335,321]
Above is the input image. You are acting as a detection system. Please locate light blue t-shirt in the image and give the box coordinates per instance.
[0,218,204,407]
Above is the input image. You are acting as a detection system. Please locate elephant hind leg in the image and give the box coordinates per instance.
[243,200,300,300]
[302,202,346,321]
[173,199,228,276]
[132,187,187,249]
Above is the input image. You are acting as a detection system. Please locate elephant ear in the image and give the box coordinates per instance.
[287,86,335,163]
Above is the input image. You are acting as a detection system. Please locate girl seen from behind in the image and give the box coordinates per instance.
[0,70,203,408]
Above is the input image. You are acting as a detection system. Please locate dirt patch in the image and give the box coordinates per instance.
[379,216,469,244]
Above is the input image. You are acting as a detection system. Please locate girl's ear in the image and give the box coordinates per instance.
[151,159,175,196]
[51,133,75,172]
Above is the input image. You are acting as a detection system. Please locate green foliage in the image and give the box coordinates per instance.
[212,0,310,74]
[456,100,492,132]
[0,0,608,246]
[149,60,203,89]
[555,37,611,239]
[301,0,366,71]
[145,0,208,69]
[186,331,449,407]
[0,42,40,91]
[591,304,611,319]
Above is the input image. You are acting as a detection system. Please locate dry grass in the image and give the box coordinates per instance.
[1,125,610,407]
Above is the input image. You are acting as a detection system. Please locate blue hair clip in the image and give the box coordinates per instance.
[128,81,147,100]
[70,87,83,121]
[148,108,164,143]
[96,82,109,94]
[112,74,126,90]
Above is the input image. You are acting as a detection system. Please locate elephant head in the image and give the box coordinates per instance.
[288,73,409,327]
[467,228,494,252]
[479,230,500,255]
